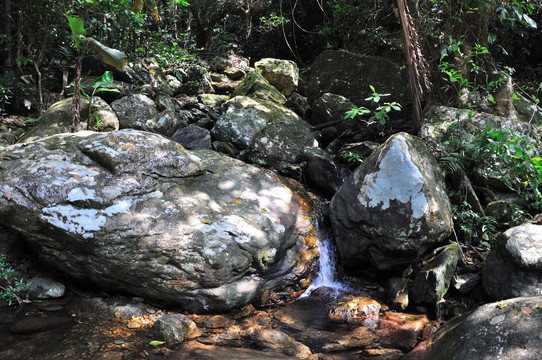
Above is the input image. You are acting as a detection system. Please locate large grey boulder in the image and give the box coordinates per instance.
[255,58,299,97]
[232,71,287,104]
[211,96,318,169]
[17,98,90,143]
[0,129,319,312]
[111,94,158,130]
[483,222,542,299]
[404,296,542,360]
[307,50,407,106]
[330,132,453,273]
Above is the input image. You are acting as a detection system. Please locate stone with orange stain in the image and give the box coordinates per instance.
[202,315,232,329]
[328,295,381,326]
[375,312,429,351]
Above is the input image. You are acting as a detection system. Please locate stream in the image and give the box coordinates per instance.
[0,228,432,360]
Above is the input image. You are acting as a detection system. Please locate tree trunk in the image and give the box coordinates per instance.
[396,0,430,134]
[71,54,82,132]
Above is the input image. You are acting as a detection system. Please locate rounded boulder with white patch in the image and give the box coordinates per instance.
[330,132,453,273]
[0,129,319,312]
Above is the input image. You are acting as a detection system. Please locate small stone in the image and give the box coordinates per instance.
[28,277,66,299]
[203,315,231,329]
[328,294,381,326]
[251,329,312,359]
[155,314,200,343]
[375,312,429,351]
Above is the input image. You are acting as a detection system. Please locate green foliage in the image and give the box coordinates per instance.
[258,12,289,32]
[451,200,498,245]
[339,150,362,164]
[81,71,120,129]
[0,253,31,306]
[496,0,539,29]
[438,38,492,95]
[345,85,401,126]
[67,15,86,51]
[476,123,542,210]
[67,15,127,70]
[446,121,542,211]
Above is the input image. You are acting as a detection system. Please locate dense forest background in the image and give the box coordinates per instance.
[1,0,541,119]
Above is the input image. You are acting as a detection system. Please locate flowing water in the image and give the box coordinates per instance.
[302,231,350,297]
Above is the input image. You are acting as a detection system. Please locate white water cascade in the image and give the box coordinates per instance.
[302,231,349,297]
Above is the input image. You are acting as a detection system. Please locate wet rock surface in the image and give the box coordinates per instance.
[0,129,319,312]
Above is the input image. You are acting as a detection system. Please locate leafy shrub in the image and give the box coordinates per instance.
[0,253,31,306]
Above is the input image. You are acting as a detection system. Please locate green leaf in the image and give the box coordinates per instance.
[488,94,496,104]
[95,88,121,94]
[80,38,127,70]
[67,15,86,50]
[92,71,115,89]
[522,14,537,29]
[149,341,166,346]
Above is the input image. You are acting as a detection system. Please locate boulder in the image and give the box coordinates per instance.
[306,50,408,106]
[172,126,212,149]
[211,96,318,169]
[17,98,90,143]
[88,97,120,132]
[420,106,542,193]
[28,277,66,300]
[111,94,158,130]
[483,222,542,299]
[145,110,188,137]
[411,244,462,304]
[255,58,299,97]
[301,147,349,199]
[155,314,200,343]
[311,93,355,126]
[330,132,453,273]
[155,94,176,112]
[284,93,309,118]
[233,71,287,104]
[0,129,319,312]
[405,296,542,360]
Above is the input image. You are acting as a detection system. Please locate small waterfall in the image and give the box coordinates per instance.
[302,232,349,297]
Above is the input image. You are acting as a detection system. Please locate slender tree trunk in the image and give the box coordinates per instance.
[396,0,430,134]
[71,53,82,132]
